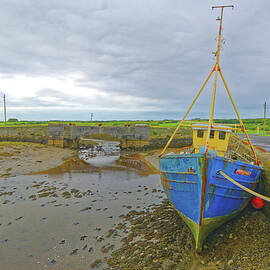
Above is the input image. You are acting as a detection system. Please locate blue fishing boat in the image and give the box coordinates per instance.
[159,5,268,252]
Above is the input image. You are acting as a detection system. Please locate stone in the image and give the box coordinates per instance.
[162,259,176,270]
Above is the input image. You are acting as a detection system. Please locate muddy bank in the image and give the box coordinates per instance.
[0,142,75,178]
[116,152,159,176]
[107,200,270,270]
[0,141,158,179]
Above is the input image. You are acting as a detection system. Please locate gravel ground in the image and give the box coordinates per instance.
[106,200,270,270]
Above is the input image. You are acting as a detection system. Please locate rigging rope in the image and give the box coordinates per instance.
[218,170,270,202]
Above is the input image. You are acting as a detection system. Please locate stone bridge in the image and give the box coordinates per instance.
[0,123,192,149]
[48,124,151,148]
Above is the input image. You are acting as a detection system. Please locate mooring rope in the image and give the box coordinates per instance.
[218,170,270,202]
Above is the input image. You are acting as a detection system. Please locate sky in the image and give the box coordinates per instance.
[0,0,269,121]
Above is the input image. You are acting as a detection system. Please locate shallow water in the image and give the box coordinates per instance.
[0,157,163,269]
[79,140,120,167]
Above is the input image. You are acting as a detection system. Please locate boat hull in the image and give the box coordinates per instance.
[159,153,262,251]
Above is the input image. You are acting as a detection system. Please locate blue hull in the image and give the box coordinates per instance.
[160,153,262,250]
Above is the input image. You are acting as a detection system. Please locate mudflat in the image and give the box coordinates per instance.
[0,142,75,177]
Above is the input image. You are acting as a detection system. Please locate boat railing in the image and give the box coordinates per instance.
[228,135,257,164]
[229,150,255,164]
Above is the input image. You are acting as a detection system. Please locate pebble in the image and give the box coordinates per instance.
[96,236,104,242]
[106,200,270,270]
[49,259,56,265]
[80,235,88,241]
[70,249,78,256]
[72,222,80,226]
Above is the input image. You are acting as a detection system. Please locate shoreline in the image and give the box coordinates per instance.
[0,142,161,179]
[0,142,76,178]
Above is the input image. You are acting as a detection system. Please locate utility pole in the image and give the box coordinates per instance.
[264,101,267,133]
[90,113,93,121]
[3,94,6,127]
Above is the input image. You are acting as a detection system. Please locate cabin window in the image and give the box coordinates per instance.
[210,130,215,139]
[197,130,204,138]
[219,131,226,140]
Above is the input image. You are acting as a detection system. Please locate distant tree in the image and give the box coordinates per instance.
[8,118,18,122]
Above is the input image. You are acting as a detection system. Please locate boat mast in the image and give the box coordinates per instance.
[160,5,260,165]
[205,5,233,151]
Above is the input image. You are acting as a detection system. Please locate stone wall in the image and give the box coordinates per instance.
[0,126,48,144]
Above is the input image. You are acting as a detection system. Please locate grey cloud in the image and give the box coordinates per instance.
[0,0,269,120]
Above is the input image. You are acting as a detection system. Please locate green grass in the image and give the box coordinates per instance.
[0,118,269,136]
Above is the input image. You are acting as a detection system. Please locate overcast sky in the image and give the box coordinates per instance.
[0,0,269,121]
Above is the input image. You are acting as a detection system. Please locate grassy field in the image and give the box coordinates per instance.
[0,119,269,135]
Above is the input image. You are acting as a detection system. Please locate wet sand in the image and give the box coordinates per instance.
[0,169,163,270]
[1,143,270,269]
[0,145,164,269]
[0,142,75,178]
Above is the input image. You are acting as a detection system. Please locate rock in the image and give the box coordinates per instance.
[96,236,104,242]
[80,207,91,212]
[72,222,80,226]
[61,191,71,199]
[49,259,56,264]
[90,259,102,268]
[80,235,88,241]
[70,249,78,256]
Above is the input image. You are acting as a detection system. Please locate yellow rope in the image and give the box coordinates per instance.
[218,69,259,165]
[219,171,270,202]
[159,67,215,157]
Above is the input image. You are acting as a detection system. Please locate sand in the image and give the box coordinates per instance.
[0,142,75,178]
